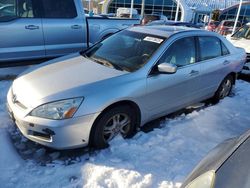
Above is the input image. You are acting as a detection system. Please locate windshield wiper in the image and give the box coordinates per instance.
[90,57,124,71]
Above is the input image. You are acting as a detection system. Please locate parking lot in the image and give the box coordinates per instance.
[1,0,250,187]
[0,63,250,187]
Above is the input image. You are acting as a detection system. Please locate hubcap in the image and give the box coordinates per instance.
[219,79,232,99]
[103,113,131,142]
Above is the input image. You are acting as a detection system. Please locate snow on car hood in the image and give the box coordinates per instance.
[228,38,250,53]
[12,55,126,108]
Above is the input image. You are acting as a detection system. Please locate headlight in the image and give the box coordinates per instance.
[30,98,83,120]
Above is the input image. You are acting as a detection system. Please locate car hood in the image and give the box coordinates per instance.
[12,54,127,108]
[228,38,250,53]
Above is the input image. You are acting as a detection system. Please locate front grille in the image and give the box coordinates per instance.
[28,130,52,142]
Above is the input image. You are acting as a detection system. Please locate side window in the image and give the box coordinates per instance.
[0,0,15,16]
[42,0,77,19]
[199,36,221,61]
[0,0,36,21]
[221,42,230,56]
[17,0,34,18]
[158,37,196,67]
[0,0,16,21]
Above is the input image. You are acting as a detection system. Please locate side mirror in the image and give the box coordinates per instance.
[157,63,177,74]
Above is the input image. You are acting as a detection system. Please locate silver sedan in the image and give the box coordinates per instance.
[7,26,246,149]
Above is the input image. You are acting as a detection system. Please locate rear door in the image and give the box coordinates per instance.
[198,36,231,96]
[41,0,87,57]
[0,0,45,62]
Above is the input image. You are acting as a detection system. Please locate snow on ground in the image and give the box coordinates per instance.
[0,79,250,188]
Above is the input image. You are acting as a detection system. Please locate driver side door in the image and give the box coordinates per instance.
[145,36,201,118]
[0,0,45,62]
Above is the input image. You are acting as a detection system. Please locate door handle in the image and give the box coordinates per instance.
[71,25,82,29]
[223,60,230,65]
[25,25,39,30]
[189,70,199,76]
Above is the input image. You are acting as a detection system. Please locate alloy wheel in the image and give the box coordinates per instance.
[219,79,232,99]
[103,113,131,142]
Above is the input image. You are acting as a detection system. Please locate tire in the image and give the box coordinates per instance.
[90,105,137,149]
[212,75,234,104]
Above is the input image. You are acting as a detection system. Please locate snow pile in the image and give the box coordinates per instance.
[0,80,250,188]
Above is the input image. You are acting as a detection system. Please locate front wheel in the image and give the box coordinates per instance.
[90,105,137,149]
[212,75,234,103]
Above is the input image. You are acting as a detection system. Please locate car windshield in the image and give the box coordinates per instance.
[82,30,165,72]
[232,25,250,39]
[0,0,16,22]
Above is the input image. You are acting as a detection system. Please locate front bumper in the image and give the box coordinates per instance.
[7,90,100,150]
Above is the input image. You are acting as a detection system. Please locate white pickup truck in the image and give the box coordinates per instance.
[0,0,140,63]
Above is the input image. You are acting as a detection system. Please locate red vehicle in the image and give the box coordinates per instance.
[205,20,220,31]
[216,20,242,35]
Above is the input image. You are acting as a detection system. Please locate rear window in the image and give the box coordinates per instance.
[41,0,77,19]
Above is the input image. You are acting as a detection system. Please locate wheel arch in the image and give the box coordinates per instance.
[228,72,237,85]
[89,100,141,146]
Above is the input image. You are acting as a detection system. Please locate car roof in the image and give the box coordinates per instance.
[128,25,201,38]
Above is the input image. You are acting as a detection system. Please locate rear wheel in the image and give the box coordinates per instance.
[212,75,234,103]
[90,105,137,149]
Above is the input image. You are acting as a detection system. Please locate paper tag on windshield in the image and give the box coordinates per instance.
[143,36,163,44]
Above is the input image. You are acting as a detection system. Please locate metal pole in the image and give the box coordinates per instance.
[89,0,91,11]
[232,0,242,34]
[130,0,134,18]
[174,0,180,22]
[141,0,145,18]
